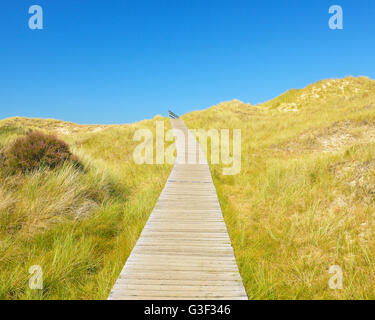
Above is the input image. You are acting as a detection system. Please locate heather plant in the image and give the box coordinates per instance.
[3,131,80,173]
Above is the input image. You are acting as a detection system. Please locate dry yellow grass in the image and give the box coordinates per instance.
[182,76,375,299]
[1,76,375,300]
[0,116,173,299]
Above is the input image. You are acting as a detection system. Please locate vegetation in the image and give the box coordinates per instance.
[2,131,80,174]
[182,76,375,299]
[0,116,172,299]
[1,76,375,300]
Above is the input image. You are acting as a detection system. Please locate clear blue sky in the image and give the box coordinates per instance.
[1,0,374,124]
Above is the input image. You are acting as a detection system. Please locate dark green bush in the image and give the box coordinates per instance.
[2,131,81,173]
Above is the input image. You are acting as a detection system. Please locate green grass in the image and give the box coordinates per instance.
[0,116,173,299]
[182,76,375,299]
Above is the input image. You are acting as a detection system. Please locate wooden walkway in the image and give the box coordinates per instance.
[108,119,247,300]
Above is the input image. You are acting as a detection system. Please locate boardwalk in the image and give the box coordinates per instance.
[108,118,247,300]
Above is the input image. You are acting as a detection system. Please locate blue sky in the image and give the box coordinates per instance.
[1,0,374,124]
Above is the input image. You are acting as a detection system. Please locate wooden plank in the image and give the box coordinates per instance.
[110,295,248,301]
[110,290,247,298]
[122,265,240,273]
[118,272,242,281]
[108,118,247,300]
[136,239,231,245]
[127,254,237,262]
[114,278,244,285]
[112,284,245,292]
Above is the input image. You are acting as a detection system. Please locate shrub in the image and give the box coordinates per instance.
[3,131,81,173]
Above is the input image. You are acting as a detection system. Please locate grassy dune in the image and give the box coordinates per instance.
[182,76,375,299]
[0,116,172,299]
[2,76,375,300]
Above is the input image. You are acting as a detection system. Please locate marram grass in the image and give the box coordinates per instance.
[0,116,172,300]
[1,76,375,299]
[182,76,375,299]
